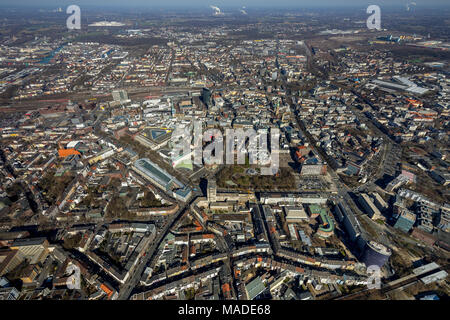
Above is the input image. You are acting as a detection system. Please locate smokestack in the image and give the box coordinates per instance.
[210,5,223,16]
[406,2,416,11]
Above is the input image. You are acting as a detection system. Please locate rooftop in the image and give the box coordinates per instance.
[134,158,181,189]
[245,276,266,300]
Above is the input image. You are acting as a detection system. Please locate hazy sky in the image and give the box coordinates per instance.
[1,0,449,8]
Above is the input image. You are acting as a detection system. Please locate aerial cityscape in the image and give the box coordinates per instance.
[0,0,449,304]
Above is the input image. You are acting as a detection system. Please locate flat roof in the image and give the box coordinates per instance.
[413,262,440,276]
[367,241,391,256]
[421,270,448,284]
[308,204,326,214]
[285,206,308,219]
[406,86,429,94]
[11,237,47,247]
[399,209,416,222]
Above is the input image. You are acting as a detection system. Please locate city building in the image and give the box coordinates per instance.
[358,193,382,220]
[245,276,266,300]
[10,237,49,265]
[132,158,192,202]
[0,249,25,276]
[394,210,416,233]
[284,206,308,223]
[361,241,391,268]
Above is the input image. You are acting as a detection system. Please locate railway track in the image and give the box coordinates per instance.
[335,263,449,300]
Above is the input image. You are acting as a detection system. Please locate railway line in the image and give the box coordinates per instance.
[335,263,449,300]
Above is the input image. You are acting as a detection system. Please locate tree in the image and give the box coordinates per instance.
[141,191,164,208]
[106,196,126,218]
[63,233,83,250]
[109,177,121,189]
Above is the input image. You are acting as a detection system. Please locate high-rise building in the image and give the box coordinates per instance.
[0,249,25,276]
[10,237,49,265]
[361,241,391,268]
[0,287,20,300]
[201,88,211,107]
[394,209,416,233]
[371,192,388,212]
[358,193,382,220]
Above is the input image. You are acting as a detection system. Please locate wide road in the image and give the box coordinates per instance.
[117,196,199,300]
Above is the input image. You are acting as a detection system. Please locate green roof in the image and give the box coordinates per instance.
[318,209,334,233]
[308,204,325,215]
[308,205,334,233]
